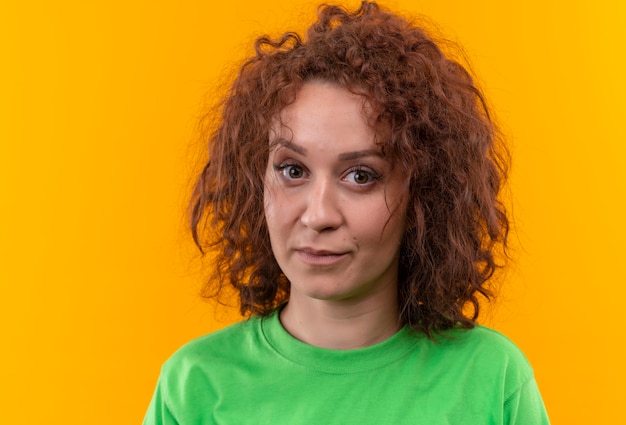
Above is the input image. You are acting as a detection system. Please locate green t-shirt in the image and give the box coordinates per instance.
[144,311,549,424]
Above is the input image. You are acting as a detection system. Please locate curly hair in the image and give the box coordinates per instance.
[190,1,510,336]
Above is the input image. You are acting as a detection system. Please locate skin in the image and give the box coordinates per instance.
[263,81,409,349]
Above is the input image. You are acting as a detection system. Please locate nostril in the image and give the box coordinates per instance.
[301,200,342,232]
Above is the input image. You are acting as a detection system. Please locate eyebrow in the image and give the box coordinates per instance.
[338,150,383,161]
[274,138,383,161]
[275,138,307,155]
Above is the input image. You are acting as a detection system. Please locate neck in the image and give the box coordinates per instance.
[279,292,401,350]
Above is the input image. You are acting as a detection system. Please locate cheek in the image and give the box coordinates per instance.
[263,190,277,231]
[355,197,407,243]
[349,203,389,239]
[263,168,277,213]
[263,180,289,233]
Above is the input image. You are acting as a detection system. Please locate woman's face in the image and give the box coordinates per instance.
[264,81,409,304]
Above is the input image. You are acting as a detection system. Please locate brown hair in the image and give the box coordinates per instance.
[190,1,509,336]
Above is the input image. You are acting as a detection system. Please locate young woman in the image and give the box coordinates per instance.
[144,2,550,423]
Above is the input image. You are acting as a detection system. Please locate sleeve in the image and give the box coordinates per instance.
[142,376,179,425]
[503,374,550,425]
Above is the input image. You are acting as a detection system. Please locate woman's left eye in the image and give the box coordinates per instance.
[345,168,379,185]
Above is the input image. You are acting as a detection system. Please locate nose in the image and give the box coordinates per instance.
[300,178,343,232]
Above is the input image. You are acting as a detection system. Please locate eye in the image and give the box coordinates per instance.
[285,165,304,179]
[345,168,379,185]
[274,163,306,180]
[352,170,370,184]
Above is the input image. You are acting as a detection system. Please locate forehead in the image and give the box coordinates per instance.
[270,81,383,152]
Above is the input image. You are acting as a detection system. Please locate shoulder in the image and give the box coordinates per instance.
[431,325,535,397]
[444,325,530,359]
[160,317,263,378]
[429,325,529,359]
[445,327,550,422]
[468,326,532,372]
[145,317,271,422]
[152,317,266,411]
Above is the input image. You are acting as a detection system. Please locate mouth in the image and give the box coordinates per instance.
[294,248,348,266]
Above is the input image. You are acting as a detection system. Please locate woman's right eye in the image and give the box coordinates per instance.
[274,163,306,180]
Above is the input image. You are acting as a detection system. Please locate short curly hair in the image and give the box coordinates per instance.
[190,1,510,336]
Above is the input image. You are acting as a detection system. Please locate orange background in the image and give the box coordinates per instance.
[1,0,624,423]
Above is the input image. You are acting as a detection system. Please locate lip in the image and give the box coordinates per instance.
[294,248,349,266]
